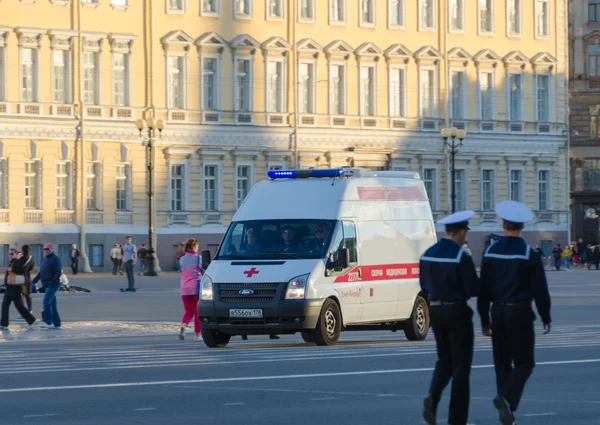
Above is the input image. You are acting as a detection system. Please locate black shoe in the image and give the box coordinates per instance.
[493,395,515,425]
[269,335,280,340]
[423,396,436,425]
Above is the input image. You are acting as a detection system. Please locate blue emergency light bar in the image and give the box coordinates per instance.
[267,168,347,179]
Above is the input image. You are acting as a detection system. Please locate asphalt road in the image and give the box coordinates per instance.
[0,269,599,425]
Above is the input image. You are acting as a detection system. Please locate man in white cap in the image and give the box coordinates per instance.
[477,200,552,425]
[420,210,480,425]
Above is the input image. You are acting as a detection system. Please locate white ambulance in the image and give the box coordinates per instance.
[198,168,436,347]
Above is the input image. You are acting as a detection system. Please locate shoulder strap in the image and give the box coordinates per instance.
[23,256,32,267]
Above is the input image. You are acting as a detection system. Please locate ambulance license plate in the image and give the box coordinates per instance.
[229,309,263,318]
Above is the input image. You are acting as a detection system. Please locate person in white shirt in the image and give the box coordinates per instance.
[122,236,137,292]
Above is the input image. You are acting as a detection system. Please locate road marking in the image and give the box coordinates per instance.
[310,397,338,401]
[23,414,58,418]
[222,403,245,406]
[134,408,157,411]
[524,413,557,417]
[0,358,599,394]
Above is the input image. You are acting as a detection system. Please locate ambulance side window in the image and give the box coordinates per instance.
[342,221,358,264]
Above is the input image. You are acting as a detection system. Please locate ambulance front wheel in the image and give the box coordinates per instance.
[202,328,231,348]
[313,299,342,346]
[404,296,430,341]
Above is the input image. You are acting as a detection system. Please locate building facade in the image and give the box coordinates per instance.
[0,0,569,271]
[570,0,600,245]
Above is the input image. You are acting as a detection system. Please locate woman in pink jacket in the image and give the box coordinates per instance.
[179,238,204,341]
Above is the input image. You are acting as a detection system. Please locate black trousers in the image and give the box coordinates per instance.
[491,303,536,412]
[71,258,78,274]
[429,303,474,425]
[1,285,36,326]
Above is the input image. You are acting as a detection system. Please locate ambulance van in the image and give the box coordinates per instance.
[198,168,436,347]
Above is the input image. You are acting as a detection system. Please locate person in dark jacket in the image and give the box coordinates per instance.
[70,244,80,275]
[1,247,38,329]
[478,201,552,425]
[19,244,35,314]
[32,243,62,329]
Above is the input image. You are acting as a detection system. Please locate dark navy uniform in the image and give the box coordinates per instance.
[420,211,480,425]
[477,201,552,425]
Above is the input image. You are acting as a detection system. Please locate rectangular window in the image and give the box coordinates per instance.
[204,165,217,211]
[390,67,406,117]
[167,56,184,109]
[389,0,405,27]
[83,52,98,104]
[342,221,358,263]
[203,57,217,110]
[479,0,493,33]
[590,0,600,22]
[300,0,314,21]
[450,70,465,119]
[420,69,435,117]
[168,0,184,11]
[423,168,437,209]
[537,75,549,122]
[510,170,522,202]
[536,0,549,37]
[236,166,251,208]
[86,162,99,210]
[360,0,375,25]
[509,73,522,121]
[299,62,315,113]
[236,59,250,111]
[449,0,464,31]
[24,161,38,209]
[267,0,283,18]
[266,60,283,113]
[482,169,495,210]
[0,159,7,209]
[89,244,104,267]
[507,0,521,36]
[0,46,5,101]
[330,64,346,115]
[21,48,37,102]
[479,71,494,120]
[360,65,375,116]
[330,0,346,23]
[56,162,69,210]
[116,164,129,211]
[170,165,184,211]
[202,0,218,14]
[0,245,8,268]
[53,50,69,103]
[419,0,435,29]
[590,45,600,78]
[538,170,549,211]
[235,0,251,17]
[112,53,128,106]
[31,245,43,263]
[455,169,466,211]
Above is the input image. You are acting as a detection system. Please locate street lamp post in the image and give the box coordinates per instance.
[440,127,467,214]
[135,117,165,276]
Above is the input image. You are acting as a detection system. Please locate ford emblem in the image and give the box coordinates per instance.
[239,289,255,296]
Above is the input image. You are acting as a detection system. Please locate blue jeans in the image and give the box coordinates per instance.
[125,260,135,289]
[564,258,571,270]
[138,259,147,273]
[43,284,61,327]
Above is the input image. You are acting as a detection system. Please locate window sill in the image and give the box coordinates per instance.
[507,33,523,38]
[478,30,495,36]
[50,0,70,6]
[201,11,220,17]
[167,8,185,14]
[110,4,128,11]
[388,24,406,30]
[298,18,316,24]
[234,14,253,20]
[82,2,100,8]
[266,16,285,22]
[419,27,436,32]
[449,29,466,35]
[359,23,376,28]
[535,34,551,41]
[20,0,39,3]
[330,20,347,26]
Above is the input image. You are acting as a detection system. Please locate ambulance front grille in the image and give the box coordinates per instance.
[218,282,280,303]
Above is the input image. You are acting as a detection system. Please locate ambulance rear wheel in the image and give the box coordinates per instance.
[314,299,342,346]
[404,296,429,341]
[202,329,231,348]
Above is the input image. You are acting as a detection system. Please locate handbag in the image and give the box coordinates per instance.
[6,256,31,286]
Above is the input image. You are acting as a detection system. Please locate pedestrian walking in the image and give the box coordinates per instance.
[137,244,148,276]
[178,238,203,342]
[20,244,35,314]
[110,244,121,275]
[551,244,562,271]
[562,245,572,271]
[70,244,80,275]
[420,210,481,425]
[32,243,63,329]
[0,247,38,329]
[122,236,137,292]
[477,201,552,425]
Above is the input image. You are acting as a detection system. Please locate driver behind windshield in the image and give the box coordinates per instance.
[305,222,330,251]
[280,225,298,252]
[240,227,262,251]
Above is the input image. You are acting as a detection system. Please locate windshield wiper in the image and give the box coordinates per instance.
[252,253,305,259]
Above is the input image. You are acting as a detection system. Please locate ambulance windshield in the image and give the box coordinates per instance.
[215,219,337,260]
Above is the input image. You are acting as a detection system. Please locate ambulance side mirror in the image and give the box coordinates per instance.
[333,248,350,270]
[201,250,212,270]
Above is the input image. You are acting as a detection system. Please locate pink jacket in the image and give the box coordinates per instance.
[179,251,203,296]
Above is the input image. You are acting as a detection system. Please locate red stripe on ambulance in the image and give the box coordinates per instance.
[357,186,427,201]
[334,263,420,283]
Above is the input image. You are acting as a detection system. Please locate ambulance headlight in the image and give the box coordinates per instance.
[200,275,213,301]
[285,274,309,299]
